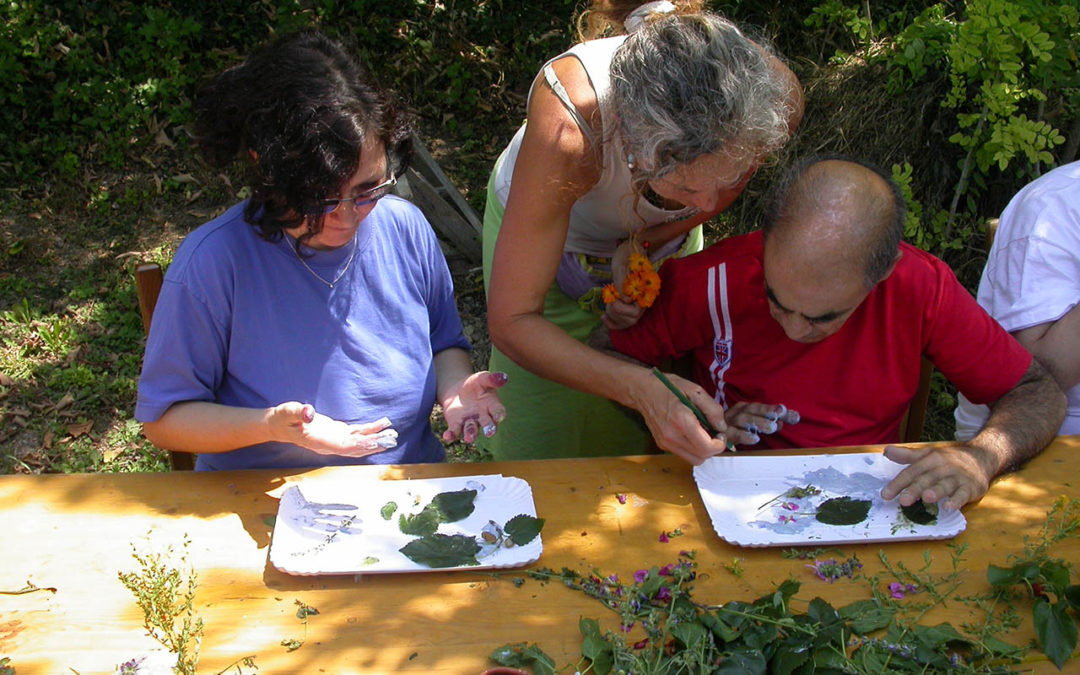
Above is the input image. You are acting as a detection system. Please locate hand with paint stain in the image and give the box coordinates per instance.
[724,402,800,446]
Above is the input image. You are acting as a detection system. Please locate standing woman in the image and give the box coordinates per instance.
[136,30,506,470]
[482,1,802,463]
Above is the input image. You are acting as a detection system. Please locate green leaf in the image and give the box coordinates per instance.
[580,617,614,675]
[1033,598,1078,669]
[702,611,740,643]
[399,533,480,568]
[490,642,556,675]
[431,489,477,522]
[900,499,938,525]
[380,501,398,520]
[769,638,811,675]
[715,648,767,674]
[1065,585,1080,610]
[399,505,441,537]
[988,563,1020,587]
[839,599,894,634]
[815,497,872,525]
[670,619,709,650]
[504,514,545,546]
[1040,561,1071,595]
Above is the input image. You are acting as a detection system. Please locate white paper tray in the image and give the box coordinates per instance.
[693,453,966,548]
[269,474,543,575]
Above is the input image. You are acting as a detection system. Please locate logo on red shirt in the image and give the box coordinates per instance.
[713,337,732,369]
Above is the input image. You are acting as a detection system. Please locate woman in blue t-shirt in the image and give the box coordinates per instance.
[135,30,506,470]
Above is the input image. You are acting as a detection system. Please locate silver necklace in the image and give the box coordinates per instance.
[291,233,358,289]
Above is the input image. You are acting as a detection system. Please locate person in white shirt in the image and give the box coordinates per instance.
[955,160,1080,440]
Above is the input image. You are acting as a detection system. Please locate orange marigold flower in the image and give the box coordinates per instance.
[622,272,645,300]
[628,253,651,273]
[601,283,620,304]
[640,270,660,293]
[639,289,659,308]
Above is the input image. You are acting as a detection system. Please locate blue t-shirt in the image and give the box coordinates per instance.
[135,196,470,470]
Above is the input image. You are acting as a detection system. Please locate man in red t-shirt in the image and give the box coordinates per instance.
[600,157,1064,509]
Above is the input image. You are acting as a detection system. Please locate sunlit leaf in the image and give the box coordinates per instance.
[398,504,440,537]
[504,514,544,546]
[431,488,477,522]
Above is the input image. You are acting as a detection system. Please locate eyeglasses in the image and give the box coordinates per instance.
[309,173,397,216]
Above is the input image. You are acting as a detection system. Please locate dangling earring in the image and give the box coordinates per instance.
[627,153,636,171]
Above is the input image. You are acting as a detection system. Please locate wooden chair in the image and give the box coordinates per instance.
[393,133,483,269]
[900,357,934,443]
[136,263,196,471]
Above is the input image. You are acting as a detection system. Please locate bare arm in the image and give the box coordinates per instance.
[1011,302,1080,390]
[882,358,1066,509]
[142,400,395,457]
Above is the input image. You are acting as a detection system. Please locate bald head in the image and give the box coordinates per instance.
[764,158,905,289]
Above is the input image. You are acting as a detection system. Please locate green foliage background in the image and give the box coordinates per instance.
[0,0,1076,473]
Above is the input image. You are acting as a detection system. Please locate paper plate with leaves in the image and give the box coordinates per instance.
[269,474,544,575]
[692,453,966,547]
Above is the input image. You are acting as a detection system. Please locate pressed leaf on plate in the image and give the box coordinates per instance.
[399,534,481,568]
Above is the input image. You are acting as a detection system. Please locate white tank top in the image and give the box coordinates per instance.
[491,36,693,257]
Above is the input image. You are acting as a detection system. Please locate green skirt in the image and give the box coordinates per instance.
[478,167,703,461]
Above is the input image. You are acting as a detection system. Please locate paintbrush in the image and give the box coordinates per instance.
[651,367,722,437]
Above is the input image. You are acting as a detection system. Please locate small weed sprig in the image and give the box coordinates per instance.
[117,535,204,675]
[118,534,257,674]
[281,600,319,652]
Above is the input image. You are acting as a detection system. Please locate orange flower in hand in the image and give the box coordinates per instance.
[622,272,646,300]
[628,253,651,273]
[602,283,620,304]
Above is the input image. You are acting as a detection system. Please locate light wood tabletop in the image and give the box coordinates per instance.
[2,437,1078,674]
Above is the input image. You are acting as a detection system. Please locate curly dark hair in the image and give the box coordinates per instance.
[193,29,413,243]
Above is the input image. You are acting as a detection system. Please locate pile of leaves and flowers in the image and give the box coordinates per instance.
[489,496,1080,675]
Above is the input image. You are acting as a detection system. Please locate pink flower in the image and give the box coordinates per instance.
[658,564,675,576]
[781,501,799,511]
[616,493,628,504]
[633,638,648,650]
[656,586,672,601]
[889,582,906,599]
[779,514,796,523]
[634,569,649,583]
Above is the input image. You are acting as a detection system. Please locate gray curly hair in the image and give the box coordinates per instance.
[609,13,795,186]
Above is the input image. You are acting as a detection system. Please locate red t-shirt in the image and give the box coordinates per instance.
[611,231,1031,449]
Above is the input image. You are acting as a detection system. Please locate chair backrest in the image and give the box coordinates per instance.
[136,263,196,471]
[899,357,934,443]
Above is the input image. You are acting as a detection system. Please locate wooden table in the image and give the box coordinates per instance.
[2,437,1078,673]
